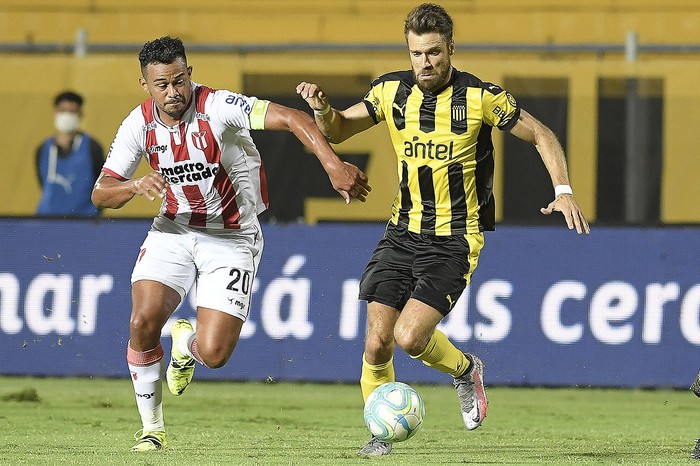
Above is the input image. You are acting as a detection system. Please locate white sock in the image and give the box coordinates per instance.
[177,328,196,358]
[127,343,165,432]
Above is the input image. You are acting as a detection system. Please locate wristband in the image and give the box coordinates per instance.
[313,104,331,116]
[554,184,573,197]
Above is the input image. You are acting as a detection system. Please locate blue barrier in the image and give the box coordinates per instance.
[1,218,698,388]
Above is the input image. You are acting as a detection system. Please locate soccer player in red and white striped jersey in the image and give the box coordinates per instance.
[92,36,371,452]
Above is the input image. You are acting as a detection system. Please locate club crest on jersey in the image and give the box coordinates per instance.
[452,105,466,122]
[191,131,208,150]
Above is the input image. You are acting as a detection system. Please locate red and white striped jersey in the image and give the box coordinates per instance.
[103,82,269,232]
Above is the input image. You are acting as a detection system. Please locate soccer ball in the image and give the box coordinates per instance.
[363,382,425,443]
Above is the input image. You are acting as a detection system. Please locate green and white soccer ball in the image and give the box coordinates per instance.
[363,382,425,443]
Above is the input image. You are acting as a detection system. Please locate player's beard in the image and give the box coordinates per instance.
[161,96,188,120]
[414,63,452,94]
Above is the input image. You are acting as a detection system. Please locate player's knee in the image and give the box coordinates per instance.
[364,333,394,362]
[198,344,234,368]
[129,313,162,340]
[393,326,423,356]
[202,356,229,369]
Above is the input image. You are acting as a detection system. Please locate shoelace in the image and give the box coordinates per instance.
[454,376,475,412]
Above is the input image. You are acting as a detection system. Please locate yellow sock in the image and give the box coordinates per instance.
[360,353,395,403]
[412,329,470,377]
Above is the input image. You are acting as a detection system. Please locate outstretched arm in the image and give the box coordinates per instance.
[509,109,590,234]
[295,82,375,144]
[263,102,371,203]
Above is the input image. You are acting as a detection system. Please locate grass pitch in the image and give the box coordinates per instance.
[0,376,696,465]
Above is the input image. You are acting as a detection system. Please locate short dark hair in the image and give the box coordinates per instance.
[404,3,454,44]
[138,36,187,75]
[54,91,83,108]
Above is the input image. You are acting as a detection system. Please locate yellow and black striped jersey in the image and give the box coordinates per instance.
[363,68,520,235]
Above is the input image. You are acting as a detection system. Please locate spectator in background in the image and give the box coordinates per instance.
[35,91,104,217]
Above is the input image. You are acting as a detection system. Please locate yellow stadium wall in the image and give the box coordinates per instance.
[2,0,700,45]
[1,0,699,223]
[2,52,699,223]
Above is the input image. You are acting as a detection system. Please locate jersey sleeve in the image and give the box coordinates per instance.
[210,90,270,131]
[101,109,146,180]
[481,82,521,131]
[362,80,386,124]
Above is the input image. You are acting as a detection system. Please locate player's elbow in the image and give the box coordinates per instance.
[91,174,130,209]
[91,187,127,210]
[275,105,312,131]
[91,188,107,209]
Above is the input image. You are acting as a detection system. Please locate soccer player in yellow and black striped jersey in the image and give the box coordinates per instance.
[297,2,590,457]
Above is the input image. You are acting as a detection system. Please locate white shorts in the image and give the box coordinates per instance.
[131,218,263,321]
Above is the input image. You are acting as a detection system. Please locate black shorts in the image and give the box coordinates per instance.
[359,222,484,316]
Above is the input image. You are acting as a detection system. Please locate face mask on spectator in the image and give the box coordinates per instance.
[55,112,81,133]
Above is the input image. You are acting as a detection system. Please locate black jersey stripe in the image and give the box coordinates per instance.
[451,85,468,135]
[392,83,411,130]
[418,165,436,234]
[448,163,467,232]
[419,93,437,133]
[474,123,496,230]
[397,160,411,226]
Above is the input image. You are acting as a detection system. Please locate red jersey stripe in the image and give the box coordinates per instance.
[193,86,237,227]
[194,86,221,165]
[171,122,189,162]
[168,122,204,225]
[196,86,215,111]
[182,185,208,226]
[259,160,270,209]
[141,100,178,220]
[213,168,241,229]
[163,188,177,221]
[141,100,161,171]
